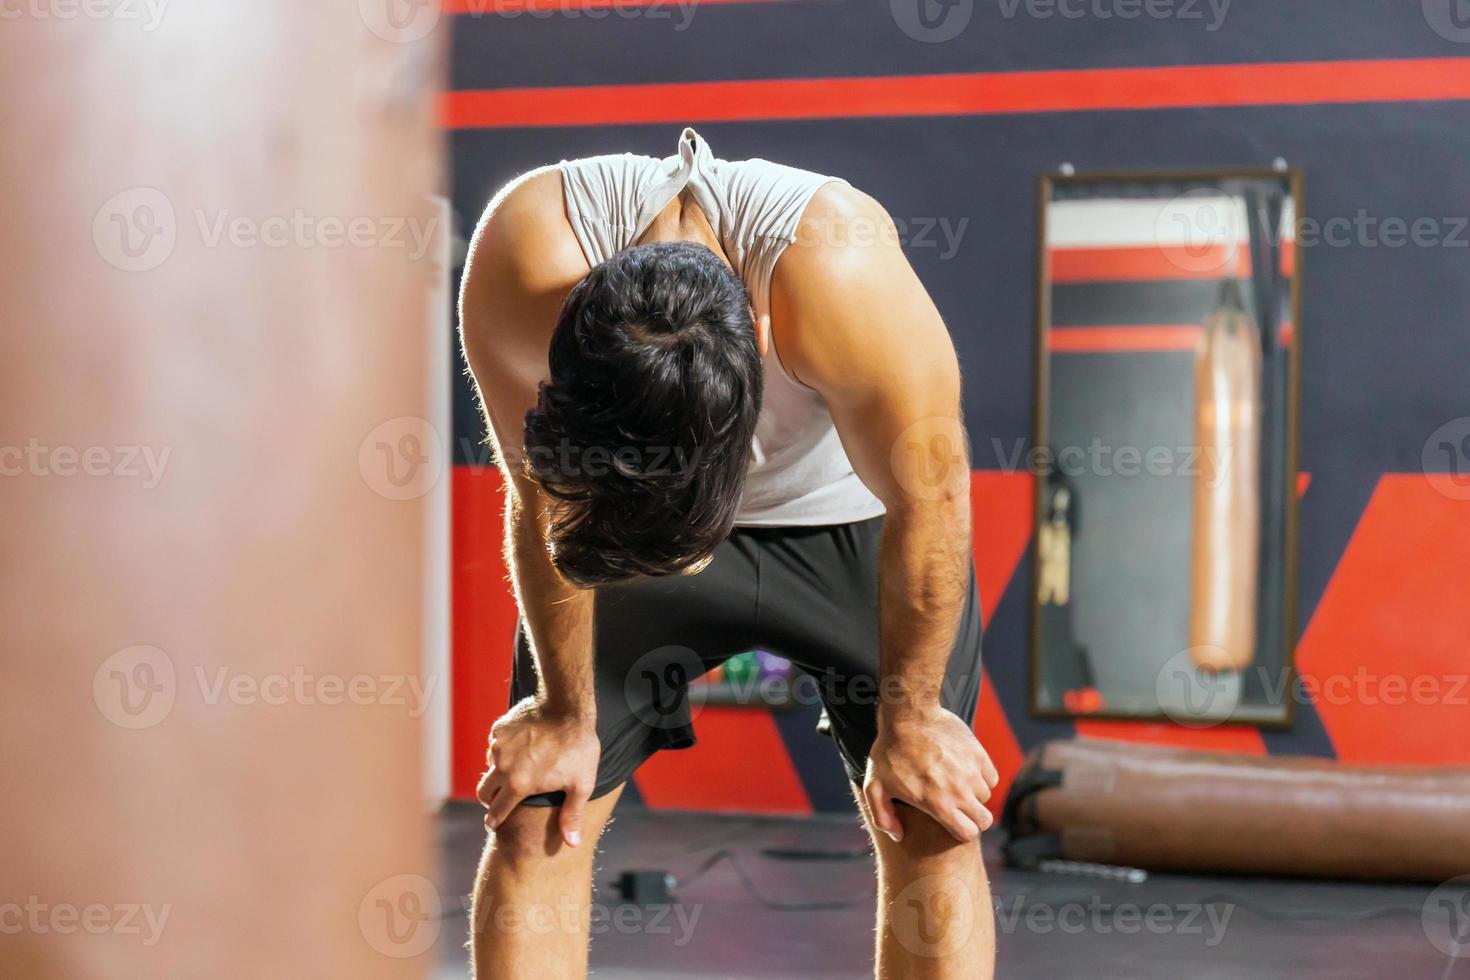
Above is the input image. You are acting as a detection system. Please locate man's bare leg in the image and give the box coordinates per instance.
[857,788,996,979]
[469,785,624,979]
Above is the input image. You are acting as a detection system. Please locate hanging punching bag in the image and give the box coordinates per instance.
[1189,278,1262,672]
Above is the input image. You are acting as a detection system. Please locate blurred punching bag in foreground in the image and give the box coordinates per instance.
[1189,279,1262,672]
[0,2,443,977]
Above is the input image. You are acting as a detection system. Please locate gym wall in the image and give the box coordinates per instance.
[446,0,1470,813]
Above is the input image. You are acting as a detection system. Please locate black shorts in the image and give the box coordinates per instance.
[510,515,984,806]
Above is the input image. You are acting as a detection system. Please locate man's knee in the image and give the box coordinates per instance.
[488,803,565,869]
[873,805,985,870]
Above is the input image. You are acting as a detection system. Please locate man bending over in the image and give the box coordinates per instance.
[459,128,998,979]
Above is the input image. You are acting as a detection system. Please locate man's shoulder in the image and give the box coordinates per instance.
[778,181,899,293]
[458,167,588,392]
[465,166,587,301]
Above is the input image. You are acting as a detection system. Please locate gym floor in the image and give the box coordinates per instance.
[433,803,1456,979]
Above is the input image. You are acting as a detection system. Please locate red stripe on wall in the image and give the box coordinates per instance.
[1052,247,1248,283]
[1050,325,1204,353]
[440,58,1470,129]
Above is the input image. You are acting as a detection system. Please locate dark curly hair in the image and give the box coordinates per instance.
[523,242,764,587]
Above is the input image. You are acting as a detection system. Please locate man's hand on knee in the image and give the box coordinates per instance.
[477,696,601,848]
[862,706,999,845]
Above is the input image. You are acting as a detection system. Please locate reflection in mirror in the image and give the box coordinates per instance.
[1031,171,1301,726]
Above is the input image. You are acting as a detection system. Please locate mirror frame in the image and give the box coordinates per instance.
[1028,167,1305,729]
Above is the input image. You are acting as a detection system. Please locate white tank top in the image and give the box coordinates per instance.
[560,128,886,528]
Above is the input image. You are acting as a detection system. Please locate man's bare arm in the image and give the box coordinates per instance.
[458,169,600,846]
[772,184,999,843]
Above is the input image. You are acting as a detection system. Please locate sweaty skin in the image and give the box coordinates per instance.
[459,166,997,980]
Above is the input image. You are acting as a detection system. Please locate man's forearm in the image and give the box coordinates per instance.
[876,493,972,725]
[504,486,595,719]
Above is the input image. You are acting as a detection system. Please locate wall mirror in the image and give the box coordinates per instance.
[1031,169,1302,726]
